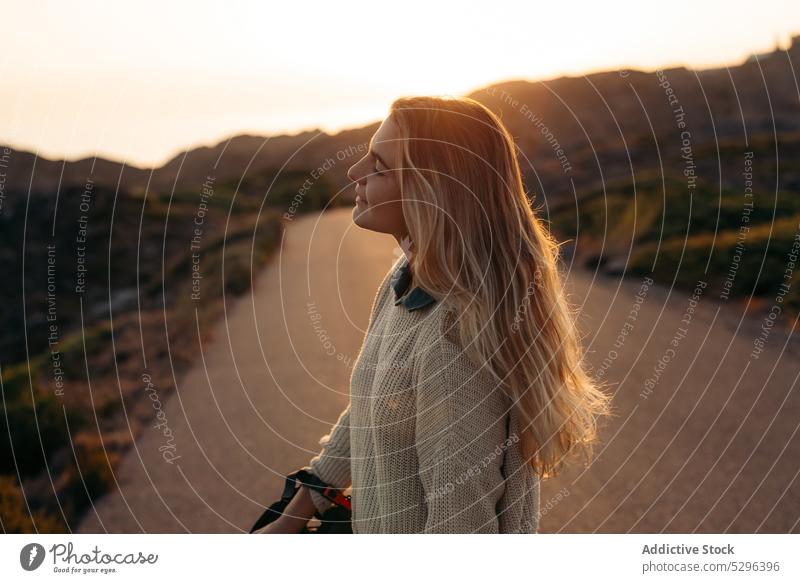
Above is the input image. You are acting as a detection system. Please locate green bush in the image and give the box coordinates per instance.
[629,217,800,298]
[0,394,86,477]
[0,475,64,533]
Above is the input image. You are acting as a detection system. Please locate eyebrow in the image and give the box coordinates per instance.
[368,137,392,171]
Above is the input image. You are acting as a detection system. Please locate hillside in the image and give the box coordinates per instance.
[3,40,799,205]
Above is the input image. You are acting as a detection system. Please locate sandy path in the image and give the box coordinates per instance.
[79,207,800,533]
[543,268,800,533]
[79,208,398,532]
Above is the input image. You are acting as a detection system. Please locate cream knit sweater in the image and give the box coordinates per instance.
[308,255,540,533]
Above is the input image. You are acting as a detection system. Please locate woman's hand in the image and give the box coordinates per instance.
[254,486,317,534]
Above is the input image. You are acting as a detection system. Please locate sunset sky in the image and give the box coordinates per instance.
[2,0,800,167]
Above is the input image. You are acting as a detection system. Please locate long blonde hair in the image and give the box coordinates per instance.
[390,95,612,478]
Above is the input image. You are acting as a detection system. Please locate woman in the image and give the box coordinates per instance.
[260,95,611,534]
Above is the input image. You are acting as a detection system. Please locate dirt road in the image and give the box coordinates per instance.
[79,207,799,533]
[547,264,800,533]
[79,208,397,532]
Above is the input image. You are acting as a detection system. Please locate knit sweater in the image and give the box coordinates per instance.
[307,254,540,533]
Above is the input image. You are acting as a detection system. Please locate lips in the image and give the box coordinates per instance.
[356,194,368,204]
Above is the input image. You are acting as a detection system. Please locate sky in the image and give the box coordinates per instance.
[2,0,800,168]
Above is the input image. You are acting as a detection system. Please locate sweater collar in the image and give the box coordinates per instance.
[390,256,437,312]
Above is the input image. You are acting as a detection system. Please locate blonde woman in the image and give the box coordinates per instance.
[261,96,612,534]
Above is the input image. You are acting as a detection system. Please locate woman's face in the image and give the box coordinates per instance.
[347,116,408,242]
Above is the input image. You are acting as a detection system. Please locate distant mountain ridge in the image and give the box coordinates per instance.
[3,37,800,203]
[0,125,379,200]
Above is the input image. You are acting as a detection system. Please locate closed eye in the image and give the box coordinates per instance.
[370,150,389,176]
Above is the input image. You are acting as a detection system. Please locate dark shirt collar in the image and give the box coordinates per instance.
[390,255,437,312]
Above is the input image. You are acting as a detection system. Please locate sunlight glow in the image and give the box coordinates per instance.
[1,0,799,166]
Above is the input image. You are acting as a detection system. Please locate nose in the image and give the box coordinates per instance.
[347,156,367,184]
[346,163,361,184]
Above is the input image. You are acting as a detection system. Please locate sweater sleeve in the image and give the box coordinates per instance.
[305,260,396,515]
[307,404,352,514]
[414,335,511,533]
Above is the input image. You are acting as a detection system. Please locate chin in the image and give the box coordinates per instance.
[352,205,370,228]
[353,209,387,235]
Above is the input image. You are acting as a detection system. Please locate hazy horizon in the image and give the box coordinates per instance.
[2,0,800,168]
